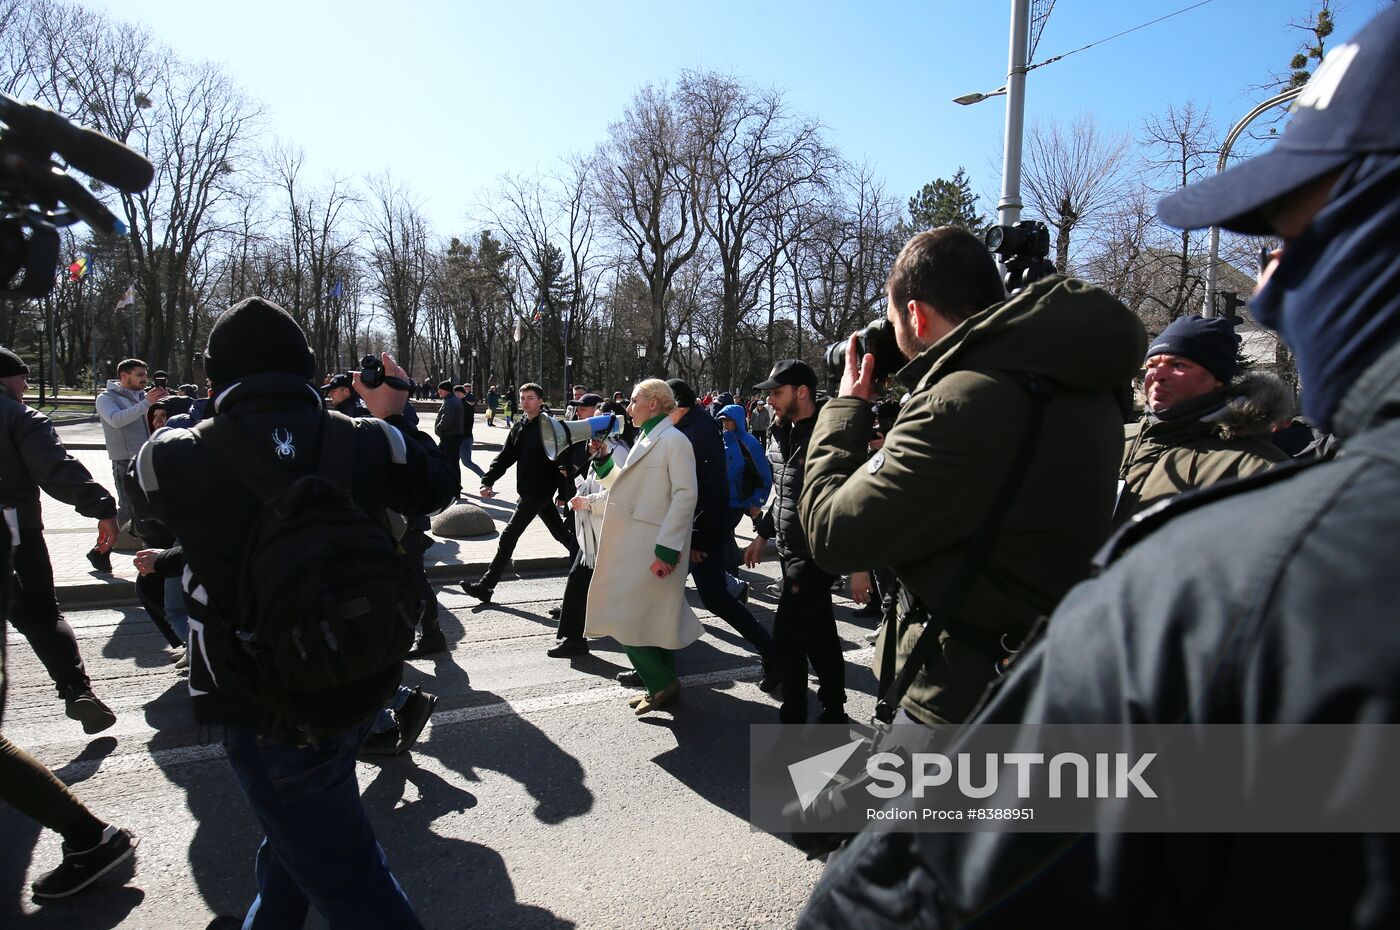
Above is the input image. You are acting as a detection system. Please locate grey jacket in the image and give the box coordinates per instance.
[796,339,1400,929]
[0,385,116,529]
[435,392,464,437]
[95,380,151,460]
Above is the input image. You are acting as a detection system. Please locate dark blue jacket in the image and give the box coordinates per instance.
[673,406,732,555]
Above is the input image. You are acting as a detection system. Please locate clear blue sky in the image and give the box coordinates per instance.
[87,0,1385,234]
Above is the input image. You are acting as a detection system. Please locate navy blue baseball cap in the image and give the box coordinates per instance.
[1157,4,1400,234]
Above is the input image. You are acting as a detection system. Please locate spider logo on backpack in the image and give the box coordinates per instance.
[272,428,296,461]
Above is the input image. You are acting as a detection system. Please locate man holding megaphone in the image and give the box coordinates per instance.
[462,384,579,602]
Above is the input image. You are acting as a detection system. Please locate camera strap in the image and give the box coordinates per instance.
[874,371,1050,726]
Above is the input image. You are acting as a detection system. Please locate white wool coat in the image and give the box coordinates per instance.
[584,417,702,649]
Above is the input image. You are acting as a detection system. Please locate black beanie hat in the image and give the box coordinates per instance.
[437,380,453,393]
[666,378,697,409]
[0,347,29,378]
[204,297,315,384]
[1145,314,1239,384]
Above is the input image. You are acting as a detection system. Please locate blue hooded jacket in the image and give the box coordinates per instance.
[718,403,772,510]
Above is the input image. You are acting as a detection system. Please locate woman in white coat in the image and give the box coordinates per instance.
[578,379,701,714]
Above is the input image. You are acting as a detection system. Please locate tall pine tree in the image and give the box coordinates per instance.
[907,167,983,233]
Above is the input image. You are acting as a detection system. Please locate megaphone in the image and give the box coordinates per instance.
[539,412,624,461]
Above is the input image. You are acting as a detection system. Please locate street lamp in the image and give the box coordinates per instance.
[35,315,45,405]
[952,0,1032,226]
[953,86,1007,106]
[635,343,646,382]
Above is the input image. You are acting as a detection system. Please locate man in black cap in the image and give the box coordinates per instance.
[0,347,120,733]
[130,297,457,928]
[798,6,1400,926]
[434,378,465,475]
[1116,313,1287,524]
[745,359,846,723]
[323,372,365,416]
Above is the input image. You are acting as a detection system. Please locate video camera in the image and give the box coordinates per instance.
[357,354,412,392]
[0,93,154,297]
[984,219,1056,295]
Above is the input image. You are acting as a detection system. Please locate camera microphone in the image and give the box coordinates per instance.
[0,93,154,194]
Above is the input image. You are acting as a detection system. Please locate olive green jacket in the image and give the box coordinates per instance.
[801,276,1146,726]
[1115,374,1290,525]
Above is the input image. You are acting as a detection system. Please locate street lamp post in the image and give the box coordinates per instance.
[35,314,45,405]
[635,343,646,384]
[1203,86,1305,316]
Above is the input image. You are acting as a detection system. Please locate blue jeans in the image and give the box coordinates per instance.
[689,553,776,663]
[223,721,424,930]
[163,575,190,643]
[459,433,485,477]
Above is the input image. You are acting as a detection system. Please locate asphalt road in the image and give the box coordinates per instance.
[1,562,882,929]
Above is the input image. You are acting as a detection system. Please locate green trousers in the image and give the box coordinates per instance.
[621,645,677,694]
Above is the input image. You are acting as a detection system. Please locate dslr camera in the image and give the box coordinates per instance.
[822,317,903,383]
[0,93,154,296]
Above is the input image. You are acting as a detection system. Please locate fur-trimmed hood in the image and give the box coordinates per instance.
[1201,372,1295,441]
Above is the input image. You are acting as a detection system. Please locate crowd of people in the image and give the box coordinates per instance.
[2,8,1399,923]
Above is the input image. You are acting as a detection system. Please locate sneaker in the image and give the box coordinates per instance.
[407,627,448,658]
[85,547,112,574]
[546,638,588,658]
[461,581,493,603]
[393,687,437,754]
[30,825,137,899]
[360,725,401,757]
[173,648,189,670]
[547,605,562,619]
[816,708,850,725]
[64,690,116,735]
[765,582,782,597]
[757,661,781,694]
[616,669,644,689]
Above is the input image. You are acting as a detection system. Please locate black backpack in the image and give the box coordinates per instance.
[196,413,420,740]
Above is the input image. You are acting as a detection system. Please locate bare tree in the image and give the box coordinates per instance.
[679,70,836,388]
[364,173,431,370]
[592,83,707,378]
[1021,113,1129,273]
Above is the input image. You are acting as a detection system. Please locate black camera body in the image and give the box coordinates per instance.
[358,354,411,392]
[984,219,1057,294]
[823,317,903,383]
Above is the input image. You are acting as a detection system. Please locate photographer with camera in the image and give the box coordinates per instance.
[799,226,1145,730]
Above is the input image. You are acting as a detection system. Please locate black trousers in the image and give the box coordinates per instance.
[481,493,578,589]
[773,555,846,723]
[9,529,89,696]
[556,552,593,642]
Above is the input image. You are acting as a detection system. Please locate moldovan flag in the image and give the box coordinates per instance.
[115,285,135,308]
[67,256,88,280]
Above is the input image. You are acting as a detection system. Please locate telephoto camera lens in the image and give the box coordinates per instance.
[823,318,903,382]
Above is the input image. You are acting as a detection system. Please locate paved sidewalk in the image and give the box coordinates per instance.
[43,418,593,607]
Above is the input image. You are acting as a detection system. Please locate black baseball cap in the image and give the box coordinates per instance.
[322,372,353,393]
[576,392,605,407]
[1157,4,1400,234]
[754,359,817,392]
